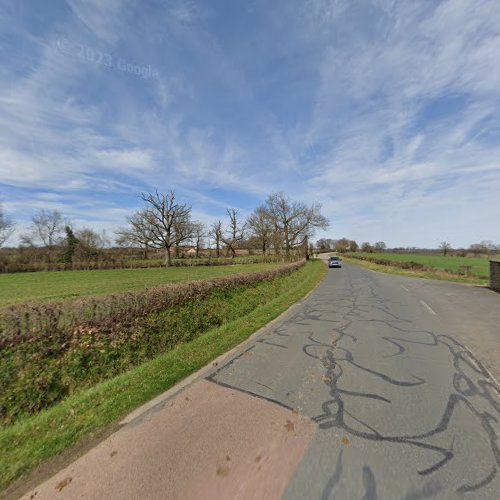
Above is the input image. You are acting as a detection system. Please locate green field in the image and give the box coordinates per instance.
[0,263,283,307]
[350,252,493,278]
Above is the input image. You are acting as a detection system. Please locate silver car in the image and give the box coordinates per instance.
[328,256,342,268]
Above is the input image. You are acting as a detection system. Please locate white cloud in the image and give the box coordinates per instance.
[93,148,156,172]
[1,0,500,248]
[295,0,500,245]
[65,0,134,44]
[168,0,209,26]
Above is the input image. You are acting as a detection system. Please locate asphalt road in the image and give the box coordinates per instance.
[21,262,500,500]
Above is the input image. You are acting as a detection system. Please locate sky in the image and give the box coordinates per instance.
[1,0,499,248]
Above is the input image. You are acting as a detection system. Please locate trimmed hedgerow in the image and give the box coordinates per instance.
[0,261,305,423]
[0,254,297,273]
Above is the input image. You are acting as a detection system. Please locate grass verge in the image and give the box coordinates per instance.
[343,256,488,285]
[0,259,326,492]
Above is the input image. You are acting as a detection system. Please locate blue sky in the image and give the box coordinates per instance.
[1,0,499,248]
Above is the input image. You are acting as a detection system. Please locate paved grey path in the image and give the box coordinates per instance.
[210,262,500,499]
[21,262,500,500]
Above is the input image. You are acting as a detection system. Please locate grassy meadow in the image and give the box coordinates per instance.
[0,262,283,308]
[350,252,492,278]
[343,252,496,285]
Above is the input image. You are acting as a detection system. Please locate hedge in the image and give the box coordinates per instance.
[0,260,305,423]
[0,255,298,274]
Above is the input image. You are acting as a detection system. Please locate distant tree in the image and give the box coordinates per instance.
[439,241,452,256]
[32,210,65,247]
[222,208,246,258]
[247,205,274,255]
[469,243,482,256]
[62,226,79,264]
[316,238,335,251]
[335,238,350,253]
[361,242,374,253]
[23,209,66,262]
[209,220,223,258]
[480,240,495,255]
[0,203,15,247]
[348,240,359,252]
[374,241,387,252]
[469,240,497,256]
[173,212,194,258]
[190,222,205,258]
[316,239,328,251]
[265,192,329,258]
[140,190,192,267]
[116,209,155,259]
[74,228,106,262]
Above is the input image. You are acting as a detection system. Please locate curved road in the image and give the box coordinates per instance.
[21,262,500,499]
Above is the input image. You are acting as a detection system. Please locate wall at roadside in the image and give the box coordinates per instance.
[490,261,500,292]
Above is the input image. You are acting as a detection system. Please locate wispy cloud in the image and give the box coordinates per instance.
[65,0,134,44]
[0,0,499,247]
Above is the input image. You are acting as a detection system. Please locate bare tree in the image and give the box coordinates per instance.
[439,241,452,256]
[247,205,274,255]
[0,203,15,247]
[265,192,329,258]
[116,209,155,259]
[335,238,350,253]
[374,241,387,252]
[361,242,374,253]
[209,220,223,258]
[190,222,205,258]
[222,208,246,258]
[469,243,483,256]
[140,190,191,267]
[349,240,359,252]
[74,228,106,262]
[24,209,66,262]
[31,210,65,247]
[469,240,496,257]
[173,213,194,258]
[316,238,336,251]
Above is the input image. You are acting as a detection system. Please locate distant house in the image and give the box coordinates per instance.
[169,246,197,257]
[234,249,250,256]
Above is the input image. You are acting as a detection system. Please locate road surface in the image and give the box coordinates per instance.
[20,262,500,499]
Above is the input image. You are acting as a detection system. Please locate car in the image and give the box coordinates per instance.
[328,256,342,268]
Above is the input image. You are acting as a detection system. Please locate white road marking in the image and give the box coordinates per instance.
[401,285,409,291]
[420,300,436,315]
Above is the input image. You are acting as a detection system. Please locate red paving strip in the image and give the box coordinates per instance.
[23,379,316,500]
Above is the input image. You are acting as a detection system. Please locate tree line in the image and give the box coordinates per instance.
[317,236,500,257]
[316,238,387,253]
[0,191,329,268]
[3,196,497,270]
[116,190,329,266]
